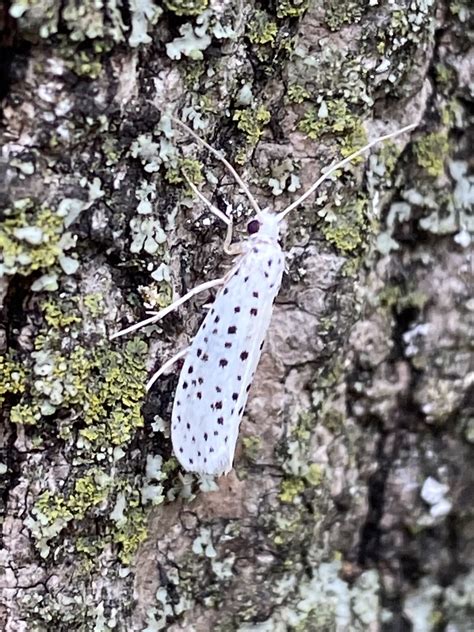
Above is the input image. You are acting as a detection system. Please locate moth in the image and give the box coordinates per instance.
[112,117,415,476]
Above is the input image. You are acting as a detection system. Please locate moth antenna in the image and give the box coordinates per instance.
[171,115,263,218]
[276,122,417,223]
[182,171,232,227]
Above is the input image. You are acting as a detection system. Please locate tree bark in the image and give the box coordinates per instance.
[1,1,472,630]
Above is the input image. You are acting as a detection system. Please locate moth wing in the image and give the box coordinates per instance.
[171,244,284,475]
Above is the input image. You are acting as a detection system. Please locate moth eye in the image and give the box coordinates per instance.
[247,219,260,235]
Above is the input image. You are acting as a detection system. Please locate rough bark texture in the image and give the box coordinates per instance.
[1,1,472,631]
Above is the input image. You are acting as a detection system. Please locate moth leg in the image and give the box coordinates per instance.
[181,173,243,255]
[146,346,189,391]
[223,216,241,255]
[110,277,225,340]
[224,239,245,256]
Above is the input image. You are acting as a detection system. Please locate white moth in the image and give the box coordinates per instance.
[111,117,416,477]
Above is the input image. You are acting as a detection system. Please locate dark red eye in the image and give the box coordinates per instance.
[247,219,260,235]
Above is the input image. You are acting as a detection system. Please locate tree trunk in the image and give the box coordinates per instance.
[1,1,472,630]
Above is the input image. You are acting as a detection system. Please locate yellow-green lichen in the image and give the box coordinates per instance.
[0,354,26,406]
[65,49,102,78]
[165,157,204,186]
[31,472,148,564]
[11,294,155,566]
[183,60,206,89]
[82,293,106,317]
[10,299,148,449]
[279,478,306,503]
[233,106,271,145]
[111,489,148,564]
[287,84,310,104]
[43,299,82,328]
[298,99,367,158]
[414,132,449,178]
[324,0,366,31]
[378,285,428,313]
[305,463,324,486]
[377,140,405,179]
[0,199,65,277]
[247,11,278,45]
[435,63,457,92]
[164,0,208,16]
[320,195,369,255]
[241,435,262,463]
[277,0,309,18]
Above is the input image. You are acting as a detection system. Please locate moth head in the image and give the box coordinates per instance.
[247,219,260,235]
[249,208,280,241]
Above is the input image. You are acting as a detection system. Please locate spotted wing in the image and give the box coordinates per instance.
[171,243,284,476]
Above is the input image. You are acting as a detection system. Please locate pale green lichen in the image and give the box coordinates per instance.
[166,21,211,60]
[11,0,162,47]
[192,527,217,558]
[128,0,163,47]
[238,561,381,630]
[267,157,301,196]
[129,217,167,255]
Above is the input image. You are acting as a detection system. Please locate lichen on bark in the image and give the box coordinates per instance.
[1,1,472,631]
